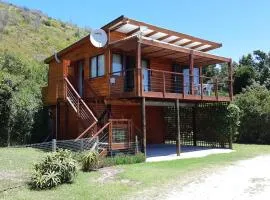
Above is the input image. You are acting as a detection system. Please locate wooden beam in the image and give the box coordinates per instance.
[140,38,230,63]
[144,31,158,37]
[141,97,147,156]
[168,38,182,44]
[156,34,170,41]
[127,27,140,36]
[176,99,181,156]
[180,40,194,47]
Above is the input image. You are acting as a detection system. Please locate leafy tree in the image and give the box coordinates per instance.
[0,52,48,146]
[233,65,256,94]
[234,83,270,144]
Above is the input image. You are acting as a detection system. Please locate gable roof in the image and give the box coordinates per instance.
[45,15,222,64]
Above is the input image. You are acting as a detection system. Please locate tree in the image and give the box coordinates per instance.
[234,83,270,144]
[233,65,256,94]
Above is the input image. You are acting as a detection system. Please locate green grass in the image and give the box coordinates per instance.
[1,144,270,200]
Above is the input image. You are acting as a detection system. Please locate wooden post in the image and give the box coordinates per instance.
[52,139,56,152]
[163,72,166,97]
[189,51,194,95]
[141,97,147,157]
[200,67,203,99]
[182,73,185,98]
[135,135,139,154]
[192,105,197,146]
[228,60,233,100]
[136,41,142,96]
[215,77,218,100]
[176,99,181,156]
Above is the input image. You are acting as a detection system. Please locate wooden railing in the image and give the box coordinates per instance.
[63,77,98,139]
[108,68,231,101]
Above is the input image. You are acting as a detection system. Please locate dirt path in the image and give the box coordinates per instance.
[163,155,270,200]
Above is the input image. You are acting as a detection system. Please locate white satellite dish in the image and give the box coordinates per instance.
[90,29,108,48]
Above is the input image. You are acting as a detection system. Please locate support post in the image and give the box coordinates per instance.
[176,99,181,156]
[80,139,84,151]
[199,67,203,99]
[52,139,56,152]
[141,97,146,157]
[228,60,233,100]
[192,105,197,146]
[136,41,142,96]
[189,51,194,95]
[135,135,139,154]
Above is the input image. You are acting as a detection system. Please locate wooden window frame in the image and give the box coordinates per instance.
[90,54,105,78]
[112,53,123,76]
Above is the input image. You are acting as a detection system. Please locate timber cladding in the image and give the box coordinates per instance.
[46,31,126,105]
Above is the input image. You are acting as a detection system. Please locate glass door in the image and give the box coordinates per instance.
[142,60,150,92]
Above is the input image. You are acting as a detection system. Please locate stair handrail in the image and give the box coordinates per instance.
[64,77,98,122]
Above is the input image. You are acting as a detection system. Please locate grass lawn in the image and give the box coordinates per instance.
[1,144,270,200]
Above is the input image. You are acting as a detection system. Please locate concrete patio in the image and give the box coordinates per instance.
[146,144,233,162]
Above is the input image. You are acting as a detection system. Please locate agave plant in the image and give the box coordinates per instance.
[81,151,99,172]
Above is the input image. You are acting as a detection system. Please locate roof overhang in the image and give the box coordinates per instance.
[103,15,222,52]
[109,35,231,66]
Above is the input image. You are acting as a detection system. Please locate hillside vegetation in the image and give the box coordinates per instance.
[0,1,88,61]
[0,1,89,145]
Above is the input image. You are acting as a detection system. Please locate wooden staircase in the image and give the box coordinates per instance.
[63,77,133,156]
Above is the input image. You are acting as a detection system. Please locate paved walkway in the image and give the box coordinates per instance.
[146,144,233,162]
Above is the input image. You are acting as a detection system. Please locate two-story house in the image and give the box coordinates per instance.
[42,16,233,156]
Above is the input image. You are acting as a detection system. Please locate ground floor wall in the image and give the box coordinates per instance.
[110,105,166,144]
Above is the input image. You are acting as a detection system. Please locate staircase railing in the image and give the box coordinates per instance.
[64,77,98,139]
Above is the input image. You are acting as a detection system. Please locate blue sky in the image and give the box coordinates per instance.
[6,0,270,62]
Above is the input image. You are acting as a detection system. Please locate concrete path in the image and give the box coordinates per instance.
[164,155,270,200]
[146,144,233,162]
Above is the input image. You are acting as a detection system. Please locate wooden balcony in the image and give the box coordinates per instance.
[109,68,232,102]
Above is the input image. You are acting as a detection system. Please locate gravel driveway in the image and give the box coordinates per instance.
[165,155,270,200]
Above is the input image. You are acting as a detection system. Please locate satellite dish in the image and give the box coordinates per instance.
[90,29,108,48]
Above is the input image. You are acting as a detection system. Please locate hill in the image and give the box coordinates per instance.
[0,1,89,145]
[0,1,89,62]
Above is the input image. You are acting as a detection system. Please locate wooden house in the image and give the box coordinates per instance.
[42,16,233,156]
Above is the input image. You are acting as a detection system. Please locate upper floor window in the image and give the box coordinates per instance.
[112,54,122,75]
[90,54,104,78]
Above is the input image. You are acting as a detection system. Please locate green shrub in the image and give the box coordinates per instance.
[81,151,99,171]
[30,149,78,190]
[234,83,270,144]
[100,153,145,167]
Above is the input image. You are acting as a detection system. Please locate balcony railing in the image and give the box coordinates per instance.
[109,68,231,101]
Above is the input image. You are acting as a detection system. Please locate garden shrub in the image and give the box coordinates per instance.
[30,149,78,190]
[234,83,270,144]
[81,151,99,171]
[100,153,145,167]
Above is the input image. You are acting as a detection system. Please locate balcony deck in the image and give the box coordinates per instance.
[109,68,231,102]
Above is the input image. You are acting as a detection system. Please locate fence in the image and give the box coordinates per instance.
[11,137,142,156]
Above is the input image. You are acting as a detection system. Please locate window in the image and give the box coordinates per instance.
[90,54,105,78]
[112,54,122,75]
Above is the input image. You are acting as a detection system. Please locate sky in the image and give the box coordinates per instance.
[5,0,270,62]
